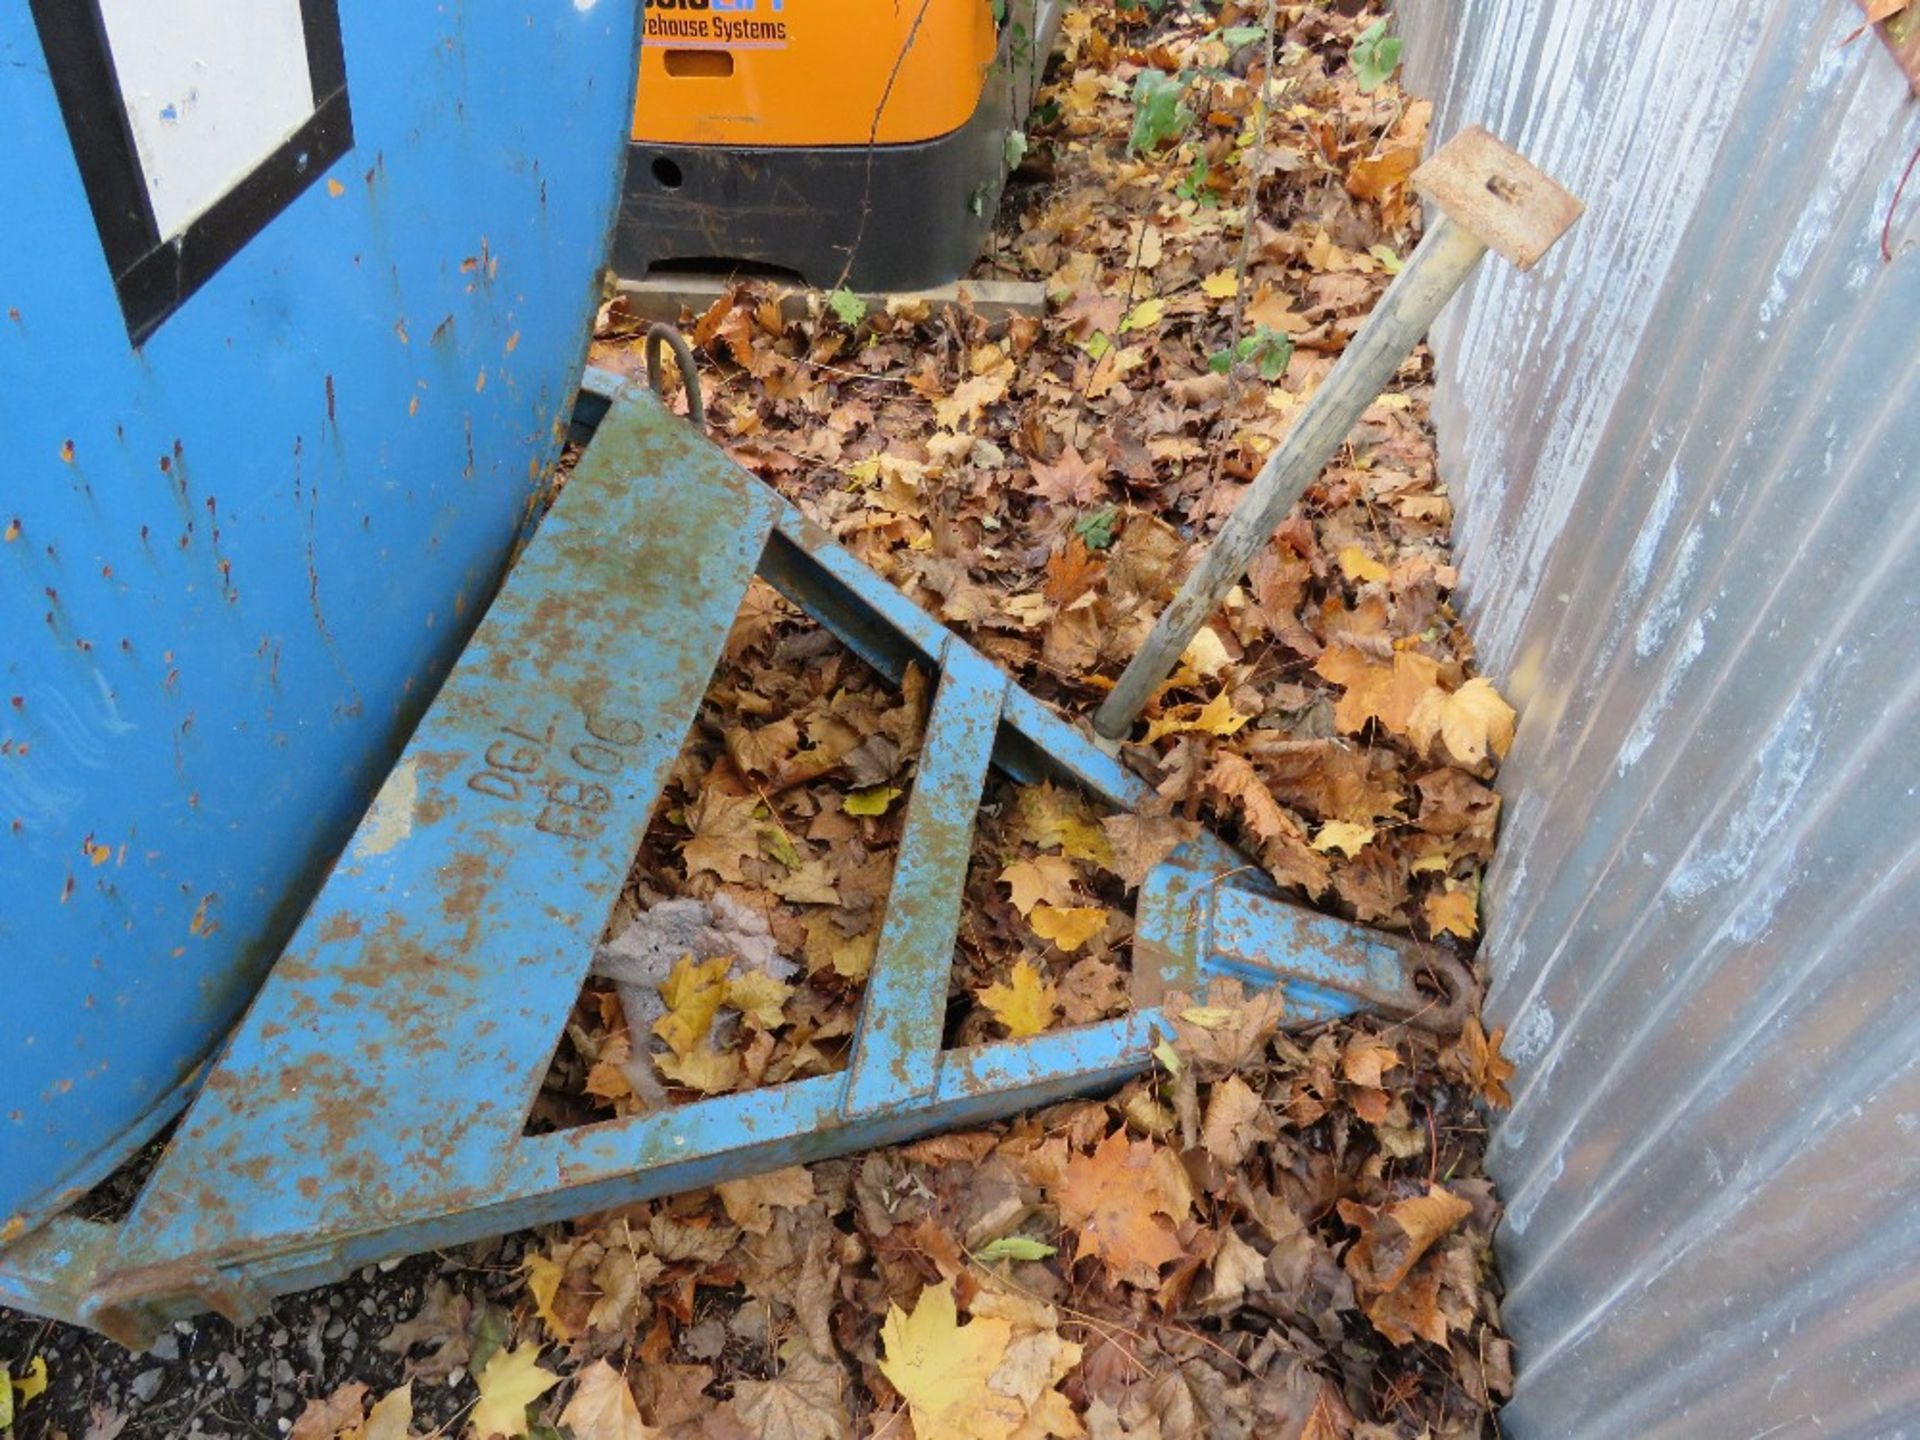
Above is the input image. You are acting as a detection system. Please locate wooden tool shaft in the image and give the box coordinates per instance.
[1093,216,1488,739]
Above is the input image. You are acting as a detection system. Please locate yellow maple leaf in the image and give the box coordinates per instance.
[1193,688,1251,738]
[353,1383,415,1440]
[556,1359,656,1440]
[653,954,732,1057]
[878,1281,1015,1440]
[725,970,793,1029]
[1203,752,1332,898]
[471,1344,559,1440]
[1337,544,1390,585]
[1311,820,1376,857]
[524,1253,578,1341]
[803,914,877,981]
[1027,904,1109,953]
[1118,297,1165,332]
[1365,1257,1448,1347]
[1199,268,1239,298]
[730,716,801,778]
[1300,1383,1355,1440]
[1408,676,1516,766]
[285,1381,366,1439]
[655,1041,743,1094]
[1140,689,1251,745]
[1,1356,47,1428]
[1424,887,1478,939]
[1129,221,1165,268]
[979,959,1059,1038]
[1179,625,1234,679]
[1312,646,1391,734]
[1011,784,1115,867]
[997,854,1079,915]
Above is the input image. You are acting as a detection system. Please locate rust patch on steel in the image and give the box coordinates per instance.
[318,913,362,944]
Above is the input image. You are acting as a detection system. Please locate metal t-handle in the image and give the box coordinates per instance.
[1093,127,1581,741]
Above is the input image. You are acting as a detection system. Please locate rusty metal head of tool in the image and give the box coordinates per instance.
[1412,124,1583,270]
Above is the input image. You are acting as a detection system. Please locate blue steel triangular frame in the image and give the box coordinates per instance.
[0,376,1468,1347]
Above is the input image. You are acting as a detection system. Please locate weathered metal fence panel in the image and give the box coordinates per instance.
[1399,0,1920,1434]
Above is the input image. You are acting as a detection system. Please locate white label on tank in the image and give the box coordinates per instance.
[97,0,317,241]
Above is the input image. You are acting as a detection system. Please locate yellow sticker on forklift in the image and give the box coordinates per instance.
[643,0,790,50]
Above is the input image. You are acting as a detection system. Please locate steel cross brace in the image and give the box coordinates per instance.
[0,376,1467,1347]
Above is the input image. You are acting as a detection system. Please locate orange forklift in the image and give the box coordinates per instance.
[617,0,1062,289]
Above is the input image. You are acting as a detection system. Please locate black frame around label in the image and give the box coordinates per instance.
[28,0,353,347]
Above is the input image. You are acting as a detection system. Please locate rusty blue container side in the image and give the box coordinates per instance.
[0,0,641,1237]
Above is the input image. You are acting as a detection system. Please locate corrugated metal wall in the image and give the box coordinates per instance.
[1398,1,1920,1434]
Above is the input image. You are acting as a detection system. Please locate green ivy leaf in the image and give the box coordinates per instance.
[1220,24,1265,47]
[1177,151,1216,204]
[1208,327,1293,381]
[1351,19,1403,93]
[1074,506,1119,551]
[1254,329,1294,381]
[1128,69,1193,154]
[466,1302,511,1380]
[826,287,866,326]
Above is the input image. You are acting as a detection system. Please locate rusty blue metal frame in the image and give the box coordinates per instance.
[0,376,1465,1346]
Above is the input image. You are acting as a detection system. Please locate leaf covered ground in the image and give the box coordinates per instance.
[3,3,1525,1438]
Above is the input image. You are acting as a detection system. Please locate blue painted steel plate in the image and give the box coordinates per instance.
[0,0,640,1238]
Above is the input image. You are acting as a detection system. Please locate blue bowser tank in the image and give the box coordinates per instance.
[1,0,642,1241]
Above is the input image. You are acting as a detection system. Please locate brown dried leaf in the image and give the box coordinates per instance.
[558,1360,658,1440]
[716,1166,816,1236]
[728,1345,850,1440]
[287,1383,368,1440]
[998,854,1080,915]
[1199,1074,1265,1167]
[1454,1016,1516,1108]
[1345,1184,1474,1296]
[1056,1130,1189,1286]
[683,792,764,883]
